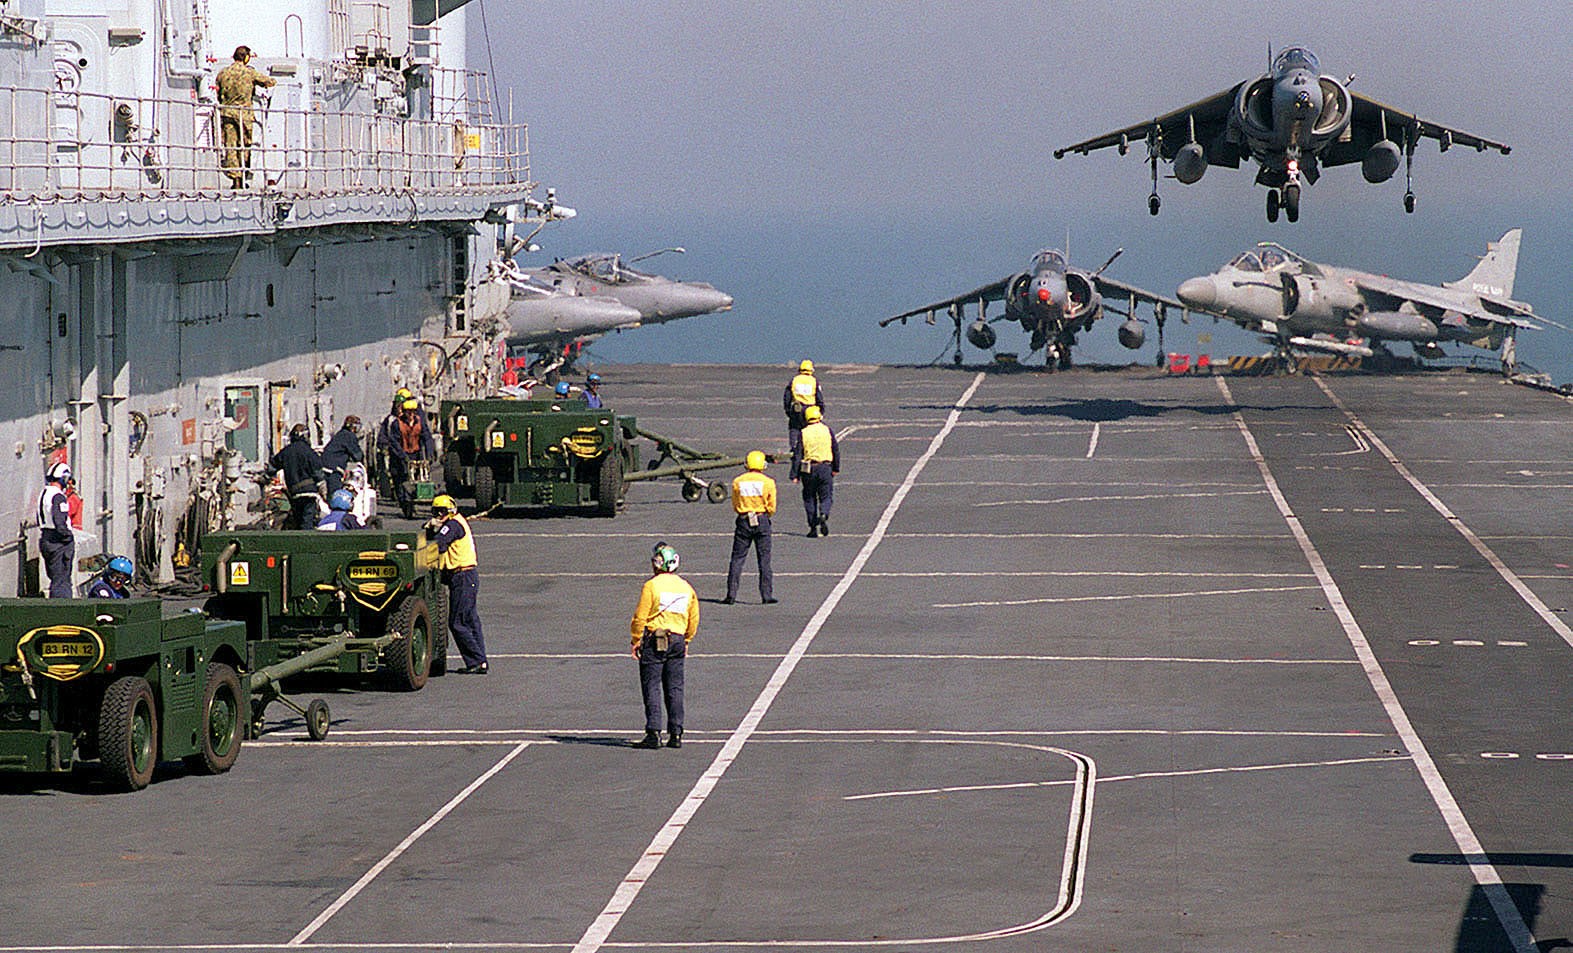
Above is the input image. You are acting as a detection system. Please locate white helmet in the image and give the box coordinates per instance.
[47,462,71,483]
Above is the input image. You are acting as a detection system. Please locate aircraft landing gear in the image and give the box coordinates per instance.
[1404,191,1416,213]
[1266,189,1280,223]
[1402,127,1416,214]
[1147,141,1161,215]
[1283,183,1300,223]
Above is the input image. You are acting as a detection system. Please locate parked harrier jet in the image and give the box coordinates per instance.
[491,259,643,349]
[1053,46,1511,222]
[879,248,1186,369]
[1175,229,1539,370]
[522,248,734,325]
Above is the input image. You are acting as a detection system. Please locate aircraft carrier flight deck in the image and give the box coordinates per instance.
[3,363,1568,952]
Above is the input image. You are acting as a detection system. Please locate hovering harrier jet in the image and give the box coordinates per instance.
[1054,46,1511,222]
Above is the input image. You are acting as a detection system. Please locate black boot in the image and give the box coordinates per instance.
[818,518,829,537]
[807,521,820,538]
[633,730,661,749]
[665,728,683,749]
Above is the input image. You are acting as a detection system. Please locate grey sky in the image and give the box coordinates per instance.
[474,1,1573,370]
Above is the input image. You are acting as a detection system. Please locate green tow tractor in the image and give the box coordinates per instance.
[0,598,351,792]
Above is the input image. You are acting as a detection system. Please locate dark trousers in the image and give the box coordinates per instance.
[389,455,413,512]
[40,536,73,599]
[638,632,686,733]
[287,489,322,531]
[726,514,773,601]
[801,463,834,527]
[445,567,487,666]
[324,469,344,496]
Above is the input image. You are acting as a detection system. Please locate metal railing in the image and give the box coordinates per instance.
[0,82,530,199]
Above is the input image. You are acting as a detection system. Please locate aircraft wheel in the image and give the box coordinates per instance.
[681,481,702,503]
[1404,192,1416,213]
[1283,185,1300,223]
[706,481,728,504]
[1266,189,1280,223]
[1147,194,1161,216]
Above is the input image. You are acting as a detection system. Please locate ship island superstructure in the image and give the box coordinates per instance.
[0,0,541,593]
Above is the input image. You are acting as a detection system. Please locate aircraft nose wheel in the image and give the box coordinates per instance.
[1404,191,1416,213]
[1266,189,1280,223]
[1283,184,1300,223]
[1148,194,1161,216]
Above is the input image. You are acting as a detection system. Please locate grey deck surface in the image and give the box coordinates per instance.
[3,363,1569,952]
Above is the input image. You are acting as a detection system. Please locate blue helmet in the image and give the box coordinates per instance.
[107,555,133,582]
[586,373,601,384]
[554,381,572,396]
[330,488,355,511]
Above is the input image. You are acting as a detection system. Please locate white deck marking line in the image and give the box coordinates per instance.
[976,489,1267,507]
[486,569,1314,579]
[887,531,1289,539]
[287,742,531,946]
[482,651,1356,664]
[935,584,1320,609]
[1218,376,1537,953]
[321,727,1390,739]
[568,372,986,953]
[847,754,1410,801]
[1314,376,1573,652]
[1085,422,1100,458]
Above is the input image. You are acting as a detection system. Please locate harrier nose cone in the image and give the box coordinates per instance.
[1177,276,1215,309]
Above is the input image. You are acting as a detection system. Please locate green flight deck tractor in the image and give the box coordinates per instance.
[439,398,766,515]
[200,530,448,693]
[0,598,348,792]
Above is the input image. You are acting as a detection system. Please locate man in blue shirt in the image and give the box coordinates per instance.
[584,373,604,409]
[86,556,133,598]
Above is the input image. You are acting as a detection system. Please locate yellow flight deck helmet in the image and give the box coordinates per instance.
[431,494,457,514]
[803,405,823,423]
[798,359,814,374]
[402,398,419,410]
[746,450,766,471]
[395,387,412,400]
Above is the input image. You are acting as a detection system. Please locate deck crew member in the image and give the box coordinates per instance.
[782,359,825,445]
[722,451,777,605]
[583,373,604,409]
[320,415,364,496]
[630,543,699,749]
[215,46,275,188]
[790,405,840,538]
[268,423,326,530]
[382,398,435,519]
[428,494,488,674]
[316,489,363,531]
[85,556,134,599]
[36,462,75,598]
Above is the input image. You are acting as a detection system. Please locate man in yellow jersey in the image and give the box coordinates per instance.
[722,450,777,605]
[630,542,699,749]
[782,359,825,444]
[790,405,840,537]
[427,495,488,674]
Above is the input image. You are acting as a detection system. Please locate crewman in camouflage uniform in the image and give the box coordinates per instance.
[216,46,275,188]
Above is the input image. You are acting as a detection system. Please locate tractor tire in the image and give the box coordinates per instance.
[98,676,158,792]
[474,464,497,510]
[384,596,432,691]
[429,583,450,676]
[595,454,624,517]
[442,451,465,494]
[705,481,728,504]
[681,481,702,503]
[182,663,243,775]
